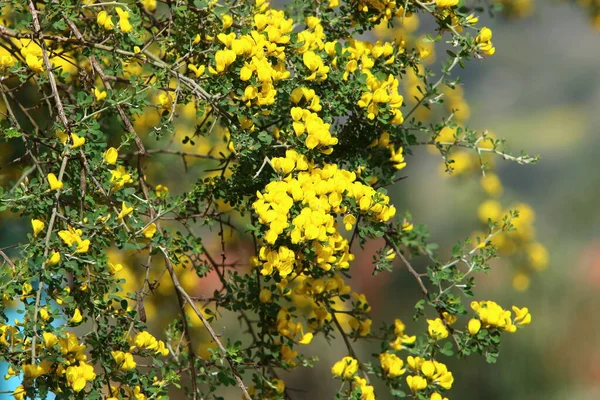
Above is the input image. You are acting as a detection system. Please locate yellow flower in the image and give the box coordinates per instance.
[343,214,356,231]
[142,0,157,12]
[12,385,26,400]
[43,332,58,347]
[298,332,313,344]
[431,392,448,400]
[0,53,15,70]
[331,356,358,379]
[70,308,83,324]
[111,350,137,370]
[155,340,169,356]
[110,166,133,190]
[116,7,133,33]
[97,11,114,30]
[76,240,90,253]
[435,0,459,7]
[468,318,481,335]
[93,87,107,101]
[56,129,68,144]
[188,64,205,78]
[512,306,532,326]
[379,352,405,377]
[103,147,118,164]
[133,331,158,350]
[39,307,51,321]
[259,288,272,303]
[26,53,44,72]
[108,262,123,274]
[402,221,413,231]
[155,184,169,198]
[476,27,495,56]
[427,318,449,340]
[142,223,157,238]
[65,361,96,392]
[222,14,233,29]
[406,375,427,391]
[22,282,33,295]
[117,202,134,220]
[58,226,82,246]
[70,133,85,149]
[47,173,63,191]
[31,219,45,237]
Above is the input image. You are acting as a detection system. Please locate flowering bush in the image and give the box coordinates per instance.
[0,0,543,399]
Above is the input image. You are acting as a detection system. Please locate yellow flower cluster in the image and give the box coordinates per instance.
[331,356,359,379]
[290,107,338,152]
[58,226,90,253]
[302,51,330,81]
[275,308,313,344]
[476,27,496,56]
[357,72,404,123]
[356,0,401,21]
[19,40,44,73]
[369,131,408,170]
[12,331,96,392]
[209,6,293,108]
[406,356,454,392]
[354,376,375,400]
[110,166,133,190]
[427,318,449,340]
[65,361,96,392]
[111,350,137,370]
[97,8,132,33]
[253,150,396,276]
[290,87,322,112]
[474,192,548,290]
[0,48,15,69]
[436,0,460,7]
[390,318,417,350]
[470,301,531,332]
[130,331,169,356]
[379,351,406,377]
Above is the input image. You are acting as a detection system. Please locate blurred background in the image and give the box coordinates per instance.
[360,1,600,399]
[2,0,600,399]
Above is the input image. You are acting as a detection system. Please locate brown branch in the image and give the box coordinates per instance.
[160,247,252,400]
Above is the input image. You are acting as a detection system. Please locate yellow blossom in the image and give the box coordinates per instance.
[31,219,45,237]
[468,318,481,335]
[331,356,359,379]
[142,223,157,238]
[116,7,133,33]
[26,53,43,72]
[39,307,51,321]
[93,87,107,101]
[104,147,118,164]
[512,306,532,325]
[259,288,272,303]
[97,11,114,30]
[299,332,313,344]
[379,352,405,377]
[65,361,96,392]
[70,133,85,149]
[427,318,449,340]
[70,308,83,324]
[47,173,63,191]
[13,385,26,400]
[142,0,157,12]
[406,375,427,391]
[43,331,58,347]
[111,350,137,370]
[76,240,90,253]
